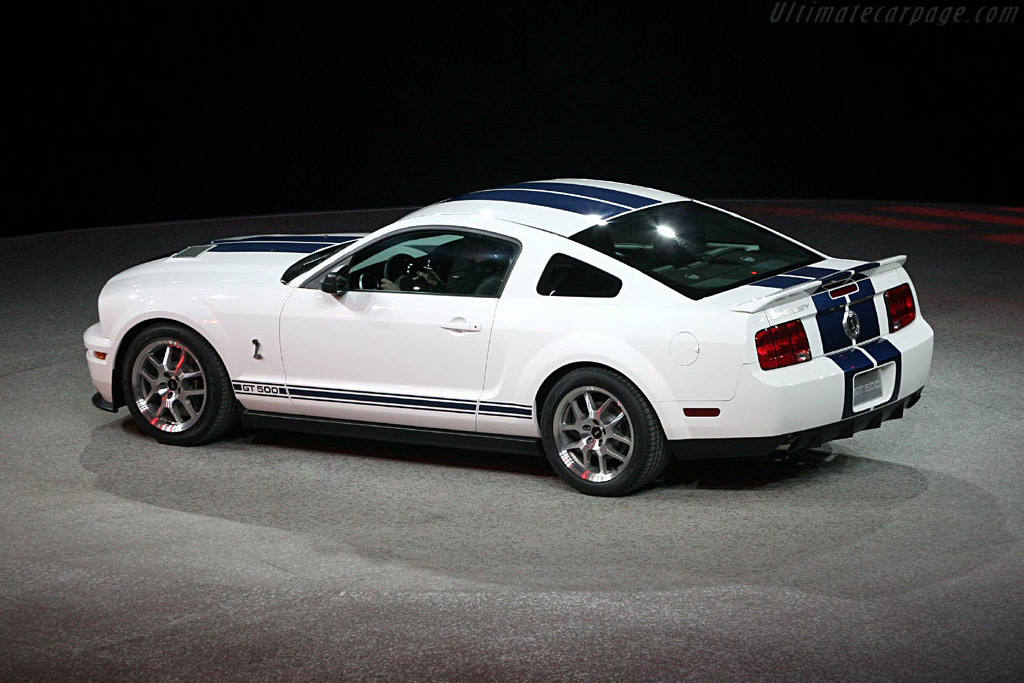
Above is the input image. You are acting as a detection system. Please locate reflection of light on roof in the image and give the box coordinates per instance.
[478,208,493,218]
[586,214,609,226]
[656,225,676,238]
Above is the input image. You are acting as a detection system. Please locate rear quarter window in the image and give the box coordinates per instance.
[536,254,622,297]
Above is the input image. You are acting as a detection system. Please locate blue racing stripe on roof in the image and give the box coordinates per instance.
[445,189,628,218]
[507,182,659,209]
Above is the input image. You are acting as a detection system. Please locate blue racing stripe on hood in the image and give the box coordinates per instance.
[208,236,357,254]
[213,235,356,244]
[211,241,341,254]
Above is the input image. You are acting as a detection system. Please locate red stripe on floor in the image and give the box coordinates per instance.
[821,213,965,231]
[998,206,1024,213]
[732,205,820,217]
[883,205,1024,227]
[979,233,1024,245]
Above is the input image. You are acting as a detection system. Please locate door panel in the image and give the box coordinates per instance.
[279,287,497,431]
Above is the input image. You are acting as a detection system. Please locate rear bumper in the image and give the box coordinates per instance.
[671,388,923,460]
[655,317,933,441]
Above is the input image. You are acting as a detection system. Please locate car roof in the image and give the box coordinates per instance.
[399,179,688,237]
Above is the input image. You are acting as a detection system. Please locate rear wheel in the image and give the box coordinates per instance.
[121,324,238,445]
[540,367,670,496]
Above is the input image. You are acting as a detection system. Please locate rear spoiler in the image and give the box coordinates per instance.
[845,254,907,279]
[732,280,822,313]
[732,255,907,314]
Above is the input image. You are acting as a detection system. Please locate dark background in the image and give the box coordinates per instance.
[8,2,1022,236]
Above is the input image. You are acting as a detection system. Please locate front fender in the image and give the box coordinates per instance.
[100,279,291,384]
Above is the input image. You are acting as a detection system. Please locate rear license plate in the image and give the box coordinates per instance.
[853,368,884,406]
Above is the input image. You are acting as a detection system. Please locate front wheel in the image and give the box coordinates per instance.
[121,324,238,445]
[540,367,670,496]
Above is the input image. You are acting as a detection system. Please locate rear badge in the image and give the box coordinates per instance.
[843,309,861,341]
[853,368,884,406]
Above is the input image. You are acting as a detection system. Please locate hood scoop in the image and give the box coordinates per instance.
[172,245,216,258]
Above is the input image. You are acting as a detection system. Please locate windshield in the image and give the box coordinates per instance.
[571,201,819,300]
[280,243,353,284]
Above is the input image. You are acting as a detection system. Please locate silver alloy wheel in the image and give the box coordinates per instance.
[130,339,207,433]
[552,385,634,483]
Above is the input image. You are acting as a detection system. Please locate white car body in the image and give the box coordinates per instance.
[85,179,933,491]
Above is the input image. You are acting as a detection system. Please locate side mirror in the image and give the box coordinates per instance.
[320,267,349,295]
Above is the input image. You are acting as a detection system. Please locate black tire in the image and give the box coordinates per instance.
[540,367,670,496]
[120,323,238,446]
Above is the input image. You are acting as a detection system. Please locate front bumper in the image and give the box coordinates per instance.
[84,322,120,409]
[671,388,923,460]
[92,391,118,412]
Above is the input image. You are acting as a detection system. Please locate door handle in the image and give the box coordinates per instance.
[441,320,481,333]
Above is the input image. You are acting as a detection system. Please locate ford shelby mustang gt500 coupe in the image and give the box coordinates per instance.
[85,179,933,495]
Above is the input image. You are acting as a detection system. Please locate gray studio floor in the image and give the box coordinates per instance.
[2,201,1022,681]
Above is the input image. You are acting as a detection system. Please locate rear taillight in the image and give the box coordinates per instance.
[884,283,916,331]
[755,320,811,370]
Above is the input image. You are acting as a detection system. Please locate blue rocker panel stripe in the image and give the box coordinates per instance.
[478,401,533,418]
[288,387,477,413]
[233,382,534,419]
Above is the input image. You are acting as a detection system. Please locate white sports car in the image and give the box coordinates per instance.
[85,179,934,495]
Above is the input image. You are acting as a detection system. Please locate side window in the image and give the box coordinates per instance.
[345,229,518,297]
[536,254,622,297]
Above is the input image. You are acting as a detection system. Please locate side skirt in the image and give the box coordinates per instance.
[239,410,544,456]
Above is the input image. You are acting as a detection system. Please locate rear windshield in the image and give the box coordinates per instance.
[572,201,818,300]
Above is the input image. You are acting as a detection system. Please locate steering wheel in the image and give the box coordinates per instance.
[384,253,415,283]
[356,271,379,290]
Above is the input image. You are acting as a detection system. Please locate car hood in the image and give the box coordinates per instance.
[106,234,363,287]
